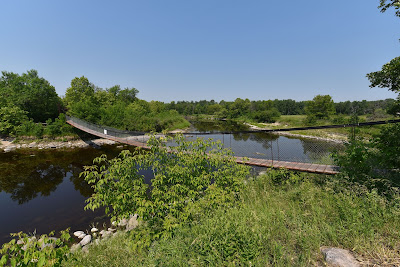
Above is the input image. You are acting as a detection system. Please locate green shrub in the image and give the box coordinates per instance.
[0,229,71,266]
[0,106,29,136]
[334,123,400,193]
[82,134,250,244]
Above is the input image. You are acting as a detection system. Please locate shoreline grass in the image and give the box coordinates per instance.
[63,170,400,266]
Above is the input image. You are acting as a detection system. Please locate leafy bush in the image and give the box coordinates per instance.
[252,109,281,123]
[44,114,74,138]
[82,134,250,243]
[0,229,71,266]
[334,123,400,193]
[303,114,317,125]
[0,106,29,136]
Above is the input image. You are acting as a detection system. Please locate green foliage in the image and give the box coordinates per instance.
[367,56,400,93]
[335,123,400,192]
[67,170,400,266]
[252,108,281,123]
[64,77,188,132]
[379,0,400,17]
[0,106,29,136]
[331,114,346,124]
[372,123,400,170]
[303,114,317,125]
[82,135,250,242]
[0,70,60,122]
[0,229,71,267]
[14,114,73,138]
[143,171,400,266]
[305,95,336,119]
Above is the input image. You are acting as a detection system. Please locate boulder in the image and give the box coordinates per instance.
[91,227,98,233]
[126,214,139,231]
[321,247,360,267]
[73,231,85,237]
[79,235,92,246]
[78,233,86,239]
[101,231,113,238]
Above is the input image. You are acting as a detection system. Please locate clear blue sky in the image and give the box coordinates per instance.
[1,0,399,102]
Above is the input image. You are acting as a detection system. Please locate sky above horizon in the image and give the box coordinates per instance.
[1,1,399,103]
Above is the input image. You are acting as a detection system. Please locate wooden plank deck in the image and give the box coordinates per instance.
[67,119,340,175]
[234,157,340,174]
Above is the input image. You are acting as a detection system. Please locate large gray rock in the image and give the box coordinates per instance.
[321,247,360,267]
[78,233,86,239]
[126,214,139,231]
[101,230,113,239]
[73,231,85,237]
[79,235,92,246]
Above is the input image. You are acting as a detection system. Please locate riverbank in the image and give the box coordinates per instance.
[0,137,118,152]
[62,170,400,266]
[244,122,348,144]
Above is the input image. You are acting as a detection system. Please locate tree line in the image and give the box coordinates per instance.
[165,96,395,122]
[0,68,397,138]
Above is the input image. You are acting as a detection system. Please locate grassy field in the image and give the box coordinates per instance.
[253,114,396,141]
[63,170,400,266]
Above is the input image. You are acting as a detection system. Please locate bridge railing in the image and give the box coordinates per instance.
[175,132,345,165]
[66,115,149,144]
[67,115,368,165]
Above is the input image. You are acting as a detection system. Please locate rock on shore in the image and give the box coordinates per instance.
[1,138,117,152]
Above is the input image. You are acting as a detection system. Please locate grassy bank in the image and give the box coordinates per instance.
[242,114,396,141]
[64,170,400,266]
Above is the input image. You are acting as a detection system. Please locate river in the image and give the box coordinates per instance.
[0,121,342,245]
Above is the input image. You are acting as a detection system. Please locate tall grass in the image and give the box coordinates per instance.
[64,170,400,266]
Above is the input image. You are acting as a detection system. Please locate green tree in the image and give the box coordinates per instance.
[82,135,249,241]
[64,76,101,122]
[0,70,60,122]
[64,76,95,106]
[366,57,400,115]
[305,95,336,119]
[367,56,400,93]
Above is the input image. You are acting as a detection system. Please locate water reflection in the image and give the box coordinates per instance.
[0,145,136,245]
[188,121,343,164]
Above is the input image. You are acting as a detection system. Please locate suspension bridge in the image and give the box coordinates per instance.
[66,116,341,174]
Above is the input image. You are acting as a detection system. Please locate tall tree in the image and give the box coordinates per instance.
[0,70,60,122]
[305,95,336,119]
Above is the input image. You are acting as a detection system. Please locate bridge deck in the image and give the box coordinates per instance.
[67,118,340,175]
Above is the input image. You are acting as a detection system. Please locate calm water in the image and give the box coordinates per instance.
[0,121,342,245]
[0,145,136,245]
[188,121,343,163]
